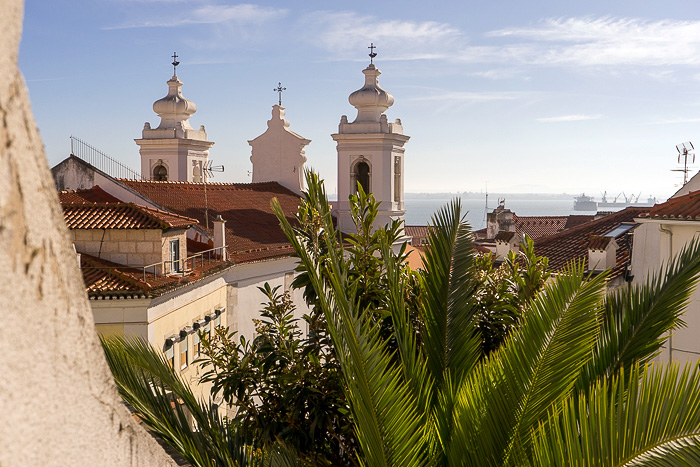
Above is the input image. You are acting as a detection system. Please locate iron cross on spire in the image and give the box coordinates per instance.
[274,82,286,106]
[171,52,180,75]
[368,42,377,64]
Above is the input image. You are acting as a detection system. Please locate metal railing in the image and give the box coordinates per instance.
[70,135,141,180]
[142,246,227,282]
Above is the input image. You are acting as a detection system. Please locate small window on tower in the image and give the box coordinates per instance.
[354,161,370,194]
[153,164,168,181]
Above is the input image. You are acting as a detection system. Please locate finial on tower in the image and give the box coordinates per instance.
[368,43,377,64]
[171,52,180,75]
[274,82,286,106]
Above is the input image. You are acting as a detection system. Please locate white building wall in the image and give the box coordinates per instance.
[632,220,700,364]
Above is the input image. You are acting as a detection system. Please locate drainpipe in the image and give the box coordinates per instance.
[659,224,673,362]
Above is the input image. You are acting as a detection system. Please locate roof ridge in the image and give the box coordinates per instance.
[535,207,649,246]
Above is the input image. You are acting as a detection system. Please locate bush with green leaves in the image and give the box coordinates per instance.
[103,171,700,466]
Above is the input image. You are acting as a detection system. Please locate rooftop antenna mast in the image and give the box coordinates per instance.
[673,141,695,186]
[201,161,224,230]
[482,182,489,229]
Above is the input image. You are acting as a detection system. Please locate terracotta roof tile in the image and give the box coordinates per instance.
[512,214,568,239]
[80,253,228,298]
[565,215,596,229]
[642,191,700,220]
[495,231,517,242]
[405,225,429,238]
[58,185,122,204]
[588,235,614,250]
[118,180,302,262]
[62,203,198,230]
[534,206,648,276]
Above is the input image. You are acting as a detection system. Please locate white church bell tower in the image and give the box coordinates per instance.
[135,53,214,182]
[332,45,410,233]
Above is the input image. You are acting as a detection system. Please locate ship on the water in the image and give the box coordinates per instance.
[573,191,658,211]
[573,194,597,211]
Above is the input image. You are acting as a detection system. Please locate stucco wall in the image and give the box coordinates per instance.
[632,220,700,365]
[0,2,176,464]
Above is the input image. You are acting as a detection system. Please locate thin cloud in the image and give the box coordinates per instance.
[645,117,700,125]
[485,17,700,67]
[105,3,287,29]
[537,114,602,122]
[297,11,463,61]
[408,91,522,103]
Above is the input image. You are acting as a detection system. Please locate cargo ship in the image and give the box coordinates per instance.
[574,192,657,211]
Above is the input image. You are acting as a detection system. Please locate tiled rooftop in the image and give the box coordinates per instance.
[59,185,122,204]
[405,225,429,239]
[512,214,595,240]
[80,253,228,298]
[588,235,614,251]
[118,179,301,262]
[495,230,517,242]
[534,207,649,278]
[62,203,198,230]
[640,191,700,220]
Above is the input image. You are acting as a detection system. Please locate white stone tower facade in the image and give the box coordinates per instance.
[248,105,310,194]
[135,68,214,182]
[332,59,410,233]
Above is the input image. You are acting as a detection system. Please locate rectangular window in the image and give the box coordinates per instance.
[165,345,174,369]
[193,331,201,359]
[214,314,222,329]
[394,156,401,203]
[170,239,181,273]
[203,321,211,340]
[180,336,188,370]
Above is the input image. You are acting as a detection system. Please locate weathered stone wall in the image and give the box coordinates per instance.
[0,1,176,464]
[71,228,164,266]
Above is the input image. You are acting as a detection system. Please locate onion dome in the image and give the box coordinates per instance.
[152,75,197,130]
[348,64,394,123]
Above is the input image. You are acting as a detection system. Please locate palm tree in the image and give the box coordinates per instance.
[103,171,700,465]
[270,172,700,466]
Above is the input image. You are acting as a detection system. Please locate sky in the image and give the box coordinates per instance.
[18,0,700,200]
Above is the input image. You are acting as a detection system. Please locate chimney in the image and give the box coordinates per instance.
[494,230,520,260]
[587,235,618,272]
[213,215,227,260]
[487,203,515,239]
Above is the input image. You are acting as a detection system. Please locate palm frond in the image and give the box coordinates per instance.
[272,176,429,466]
[532,363,700,467]
[420,198,481,386]
[450,263,608,466]
[579,238,700,390]
[101,336,259,467]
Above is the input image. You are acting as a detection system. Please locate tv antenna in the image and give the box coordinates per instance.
[202,160,224,181]
[673,141,695,186]
[201,160,224,230]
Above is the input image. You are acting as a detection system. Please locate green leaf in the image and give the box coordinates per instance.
[420,198,481,386]
[450,263,607,466]
[579,237,700,390]
[532,363,700,467]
